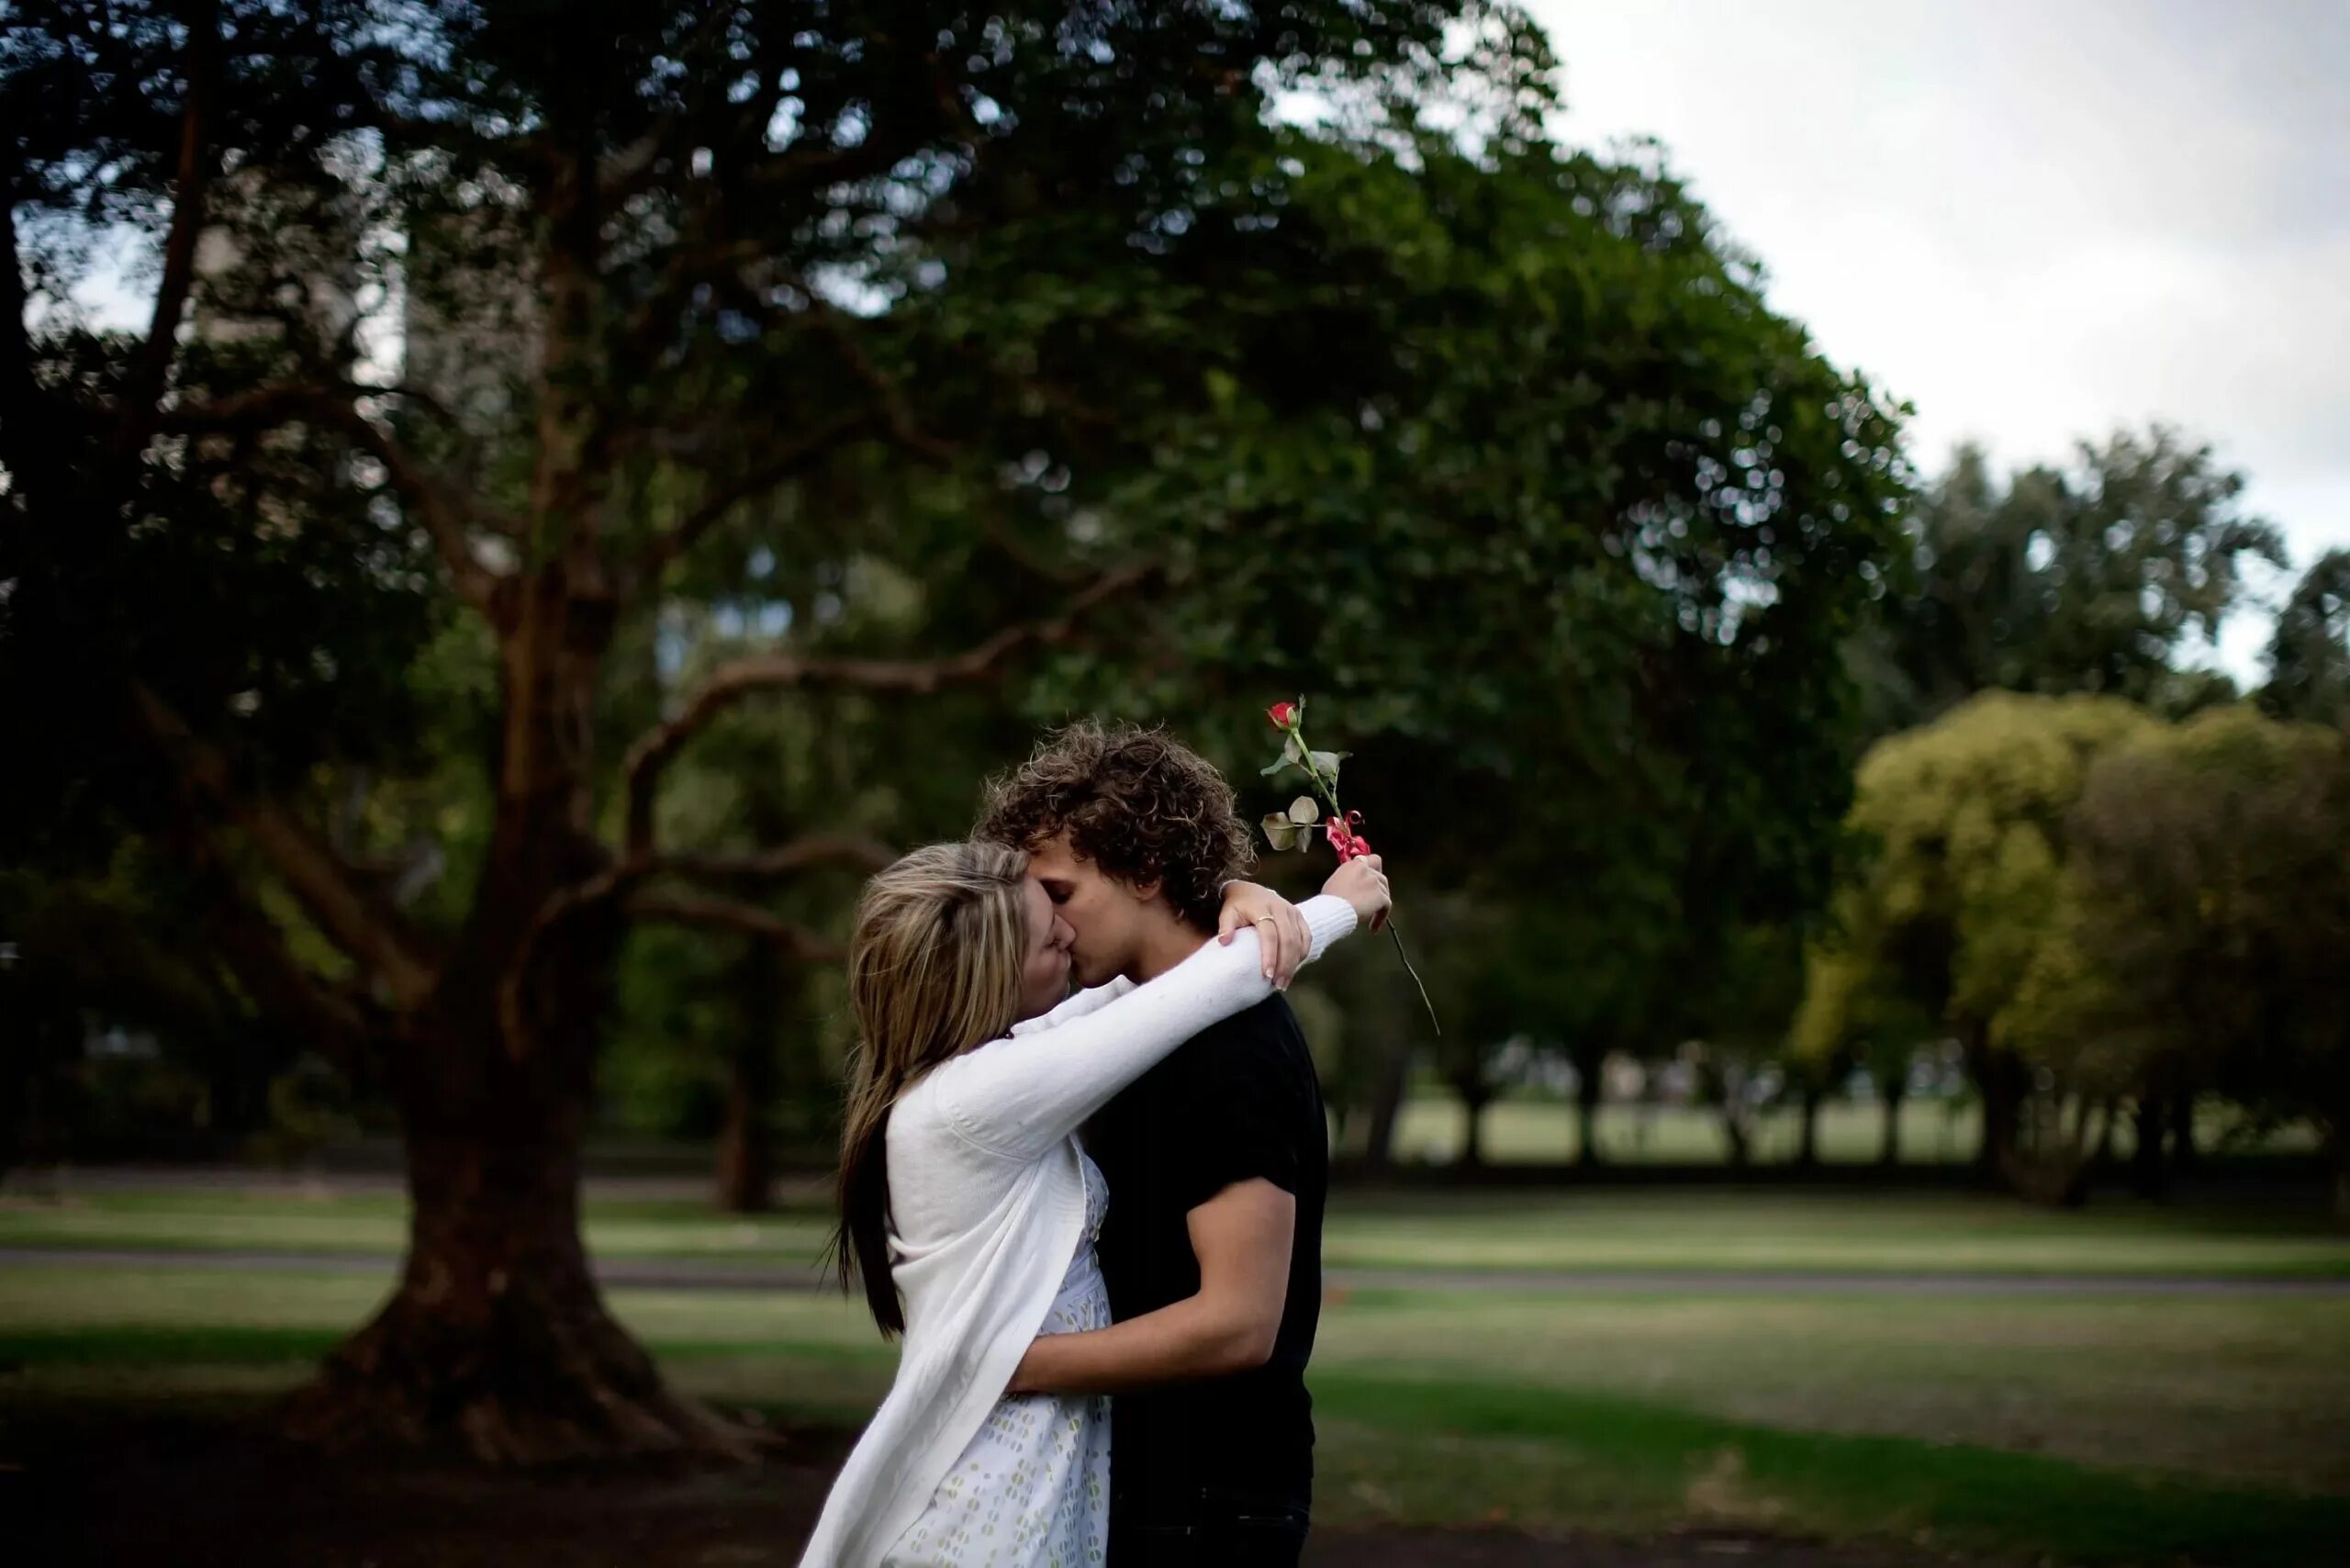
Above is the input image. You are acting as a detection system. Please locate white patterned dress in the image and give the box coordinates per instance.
[882,1149,1114,1567]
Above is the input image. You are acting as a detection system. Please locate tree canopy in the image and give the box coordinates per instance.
[1867,431,2283,731]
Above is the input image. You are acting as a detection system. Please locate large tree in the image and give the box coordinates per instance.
[3,0,1504,1462]
[1078,126,1913,1164]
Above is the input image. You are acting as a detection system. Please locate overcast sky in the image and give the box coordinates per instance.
[1530,0,2349,678]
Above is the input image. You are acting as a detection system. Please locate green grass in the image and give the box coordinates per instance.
[14,1185,2345,1280]
[5,1260,2349,1563]
[1310,1288,2350,1497]
[1307,1375,2350,1565]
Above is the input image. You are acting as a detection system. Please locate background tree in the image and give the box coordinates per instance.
[2065,709,2350,1215]
[1085,125,1913,1167]
[1870,431,2283,731]
[2261,549,2350,728]
[1802,693,2157,1191]
[1792,941,1938,1167]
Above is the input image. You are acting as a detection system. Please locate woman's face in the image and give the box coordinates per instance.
[1015,875,1078,1022]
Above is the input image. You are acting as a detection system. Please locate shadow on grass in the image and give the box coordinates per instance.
[6,1327,2345,1566]
[1315,1372,2350,1567]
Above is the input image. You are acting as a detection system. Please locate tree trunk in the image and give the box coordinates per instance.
[280,656,757,1466]
[2005,1095,2111,1209]
[280,984,757,1465]
[1359,1033,1414,1175]
[1968,1035,2026,1184]
[1720,1109,1751,1168]
[2170,1092,2200,1174]
[1877,1081,1905,1166]
[2130,1096,2169,1200]
[1795,1082,1824,1170]
[1572,1045,1607,1168]
[1455,1083,1492,1170]
[715,940,784,1215]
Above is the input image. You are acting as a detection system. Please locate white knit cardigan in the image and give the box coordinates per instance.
[795,893,1360,1566]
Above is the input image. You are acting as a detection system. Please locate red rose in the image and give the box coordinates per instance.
[1267,700,1299,730]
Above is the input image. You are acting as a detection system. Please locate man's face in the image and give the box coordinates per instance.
[1026,831,1157,989]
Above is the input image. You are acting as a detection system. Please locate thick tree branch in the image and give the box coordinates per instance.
[146,763,379,1066]
[651,834,898,884]
[199,854,379,1063]
[0,185,59,500]
[496,832,890,1058]
[154,382,513,615]
[343,410,509,616]
[623,893,845,963]
[117,2,222,460]
[800,295,960,464]
[621,563,1150,857]
[632,404,875,587]
[132,684,439,1008]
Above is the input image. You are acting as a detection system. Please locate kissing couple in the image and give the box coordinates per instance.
[797,721,1393,1567]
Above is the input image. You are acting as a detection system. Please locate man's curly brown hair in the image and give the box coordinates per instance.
[977,721,1255,933]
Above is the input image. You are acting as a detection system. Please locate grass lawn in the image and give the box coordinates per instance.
[4,1261,2347,1563]
[8,1184,2346,1280]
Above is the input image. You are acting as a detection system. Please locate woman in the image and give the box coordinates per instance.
[798,840,1388,1566]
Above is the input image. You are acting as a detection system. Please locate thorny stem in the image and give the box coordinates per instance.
[1282,722,1441,1043]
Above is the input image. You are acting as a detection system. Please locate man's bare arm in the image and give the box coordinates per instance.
[1004,1179,1294,1395]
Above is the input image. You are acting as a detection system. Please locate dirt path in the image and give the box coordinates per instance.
[6,1244,2346,1297]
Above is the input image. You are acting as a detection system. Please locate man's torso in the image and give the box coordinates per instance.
[1086,993,1329,1520]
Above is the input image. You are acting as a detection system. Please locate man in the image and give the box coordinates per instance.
[978,720,1385,1566]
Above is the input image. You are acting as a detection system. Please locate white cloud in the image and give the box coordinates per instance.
[1529,0,2350,681]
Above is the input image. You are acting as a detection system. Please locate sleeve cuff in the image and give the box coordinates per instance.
[1299,892,1360,964]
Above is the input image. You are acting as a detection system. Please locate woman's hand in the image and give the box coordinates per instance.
[1323,855,1391,933]
[1215,880,1312,987]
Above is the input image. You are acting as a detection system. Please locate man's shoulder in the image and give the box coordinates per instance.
[1174,991,1299,1063]
[1131,995,1310,1115]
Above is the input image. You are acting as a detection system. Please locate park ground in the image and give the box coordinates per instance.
[4,1176,2348,1566]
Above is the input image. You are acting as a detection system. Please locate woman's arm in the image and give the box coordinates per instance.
[1007,1178,1294,1394]
[1006,884,1304,1040]
[927,894,1358,1164]
[1008,977,1133,1037]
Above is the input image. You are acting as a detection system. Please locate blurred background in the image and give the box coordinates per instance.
[3,2,2345,1564]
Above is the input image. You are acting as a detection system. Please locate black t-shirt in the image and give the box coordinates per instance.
[1086,992,1328,1517]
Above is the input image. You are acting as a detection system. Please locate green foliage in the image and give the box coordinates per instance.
[2066,708,2350,1180]
[1829,691,2156,1048]
[2261,548,2350,727]
[1810,690,2350,1204]
[1874,431,2284,729]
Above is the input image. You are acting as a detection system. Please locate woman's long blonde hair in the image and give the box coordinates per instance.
[833,840,1031,1336]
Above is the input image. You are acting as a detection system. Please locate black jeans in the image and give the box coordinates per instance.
[1110,1490,1310,1567]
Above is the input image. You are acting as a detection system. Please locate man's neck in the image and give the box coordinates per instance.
[1128,919,1212,984]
